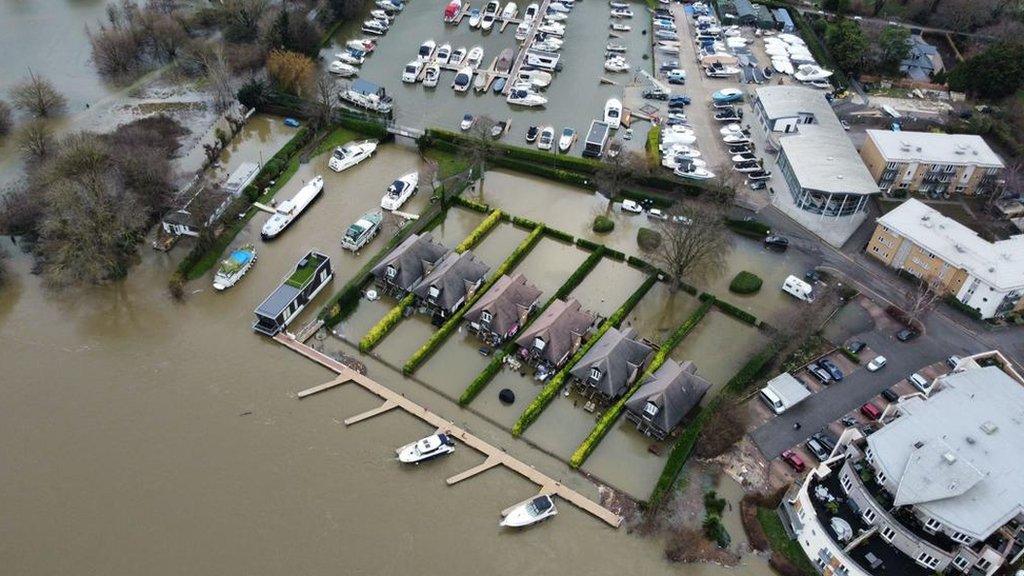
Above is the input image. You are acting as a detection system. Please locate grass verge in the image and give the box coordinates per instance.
[757,507,818,576]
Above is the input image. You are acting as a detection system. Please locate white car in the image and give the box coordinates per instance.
[621,199,642,214]
[647,208,668,221]
[866,356,887,372]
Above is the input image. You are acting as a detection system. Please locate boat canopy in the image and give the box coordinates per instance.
[352,79,386,95]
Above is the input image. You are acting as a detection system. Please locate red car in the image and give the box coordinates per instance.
[860,402,883,420]
[781,449,806,472]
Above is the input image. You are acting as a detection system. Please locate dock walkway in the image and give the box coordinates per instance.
[503,0,553,95]
[275,332,623,529]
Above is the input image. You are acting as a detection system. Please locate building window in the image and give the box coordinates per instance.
[953,555,970,571]
[951,531,975,545]
[643,402,659,418]
[865,447,874,463]
[863,508,877,524]
[924,517,942,532]
[428,285,440,299]
[880,525,896,542]
[590,367,602,381]
[533,337,546,351]
[977,558,993,571]
[840,474,853,493]
[386,265,397,279]
[885,161,901,170]
[480,310,493,324]
[917,552,940,569]
[876,471,887,484]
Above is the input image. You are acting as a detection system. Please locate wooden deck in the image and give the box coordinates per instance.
[276,333,623,529]
[502,0,553,95]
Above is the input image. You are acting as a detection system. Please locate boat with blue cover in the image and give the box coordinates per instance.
[213,243,257,291]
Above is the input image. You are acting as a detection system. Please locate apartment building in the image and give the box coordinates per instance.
[780,353,1024,576]
[866,199,1024,319]
[861,130,1004,197]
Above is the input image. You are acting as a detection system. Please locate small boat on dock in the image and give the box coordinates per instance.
[328,60,358,77]
[526,125,539,143]
[361,19,388,35]
[453,66,473,91]
[491,119,510,138]
[604,97,622,129]
[473,70,488,91]
[402,60,423,83]
[610,22,630,31]
[500,495,558,527]
[515,20,531,40]
[436,43,452,64]
[443,0,462,23]
[481,0,500,30]
[468,8,482,27]
[261,175,324,240]
[558,127,575,152]
[496,47,516,73]
[466,46,485,68]
[328,138,377,172]
[507,88,547,107]
[450,46,467,66]
[523,2,539,20]
[516,69,552,87]
[397,433,456,464]
[213,243,257,291]
[381,172,418,211]
[537,125,554,150]
[492,76,507,93]
[501,2,518,20]
[341,209,383,251]
[423,64,440,87]
[347,38,377,53]
[417,39,437,61]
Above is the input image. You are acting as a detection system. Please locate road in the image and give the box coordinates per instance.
[789,4,993,41]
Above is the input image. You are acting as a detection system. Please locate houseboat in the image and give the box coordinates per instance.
[340,79,394,114]
[582,120,610,158]
[252,250,334,336]
[341,209,383,251]
[261,175,324,240]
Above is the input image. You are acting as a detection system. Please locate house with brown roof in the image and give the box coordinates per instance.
[410,250,490,319]
[570,327,653,402]
[625,360,711,439]
[463,273,542,344]
[370,233,450,297]
[514,298,596,370]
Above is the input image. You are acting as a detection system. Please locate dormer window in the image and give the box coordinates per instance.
[643,402,658,419]
[480,310,493,324]
[428,285,440,300]
[589,367,602,381]
[386,265,397,279]
[533,337,546,351]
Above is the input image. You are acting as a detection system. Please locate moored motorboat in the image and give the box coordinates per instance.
[610,22,631,31]
[341,209,383,251]
[605,42,627,53]
[500,495,558,527]
[328,138,378,172]
[417,39,437,60]
[261,175,324,240]
[402,60,423,83]
[436,43,452,64]
[537,125,554,150]
[443,0,462,22]
[452,66,473,91]
[501,2,518,20]
[347,38,377,53]
[381,172,419,211]
[516,69,552,87]
[461,113,476,130]
[422,64,440,87]
[604,97,622,129]
[396,434,456,464]
[450,46,467,66]
[506,88,547,107]
[481,0,500,30]
[328,60,359,77]
[491,119,510,138]
[610,7,633,18]
[526,125,539,143]
[558,127,575,152]
[604,56,630,72]
[492,77,506,93]
[361,19,388,35]
[468,7,482,27]
[466,46,484,68]
[213,243,257,291]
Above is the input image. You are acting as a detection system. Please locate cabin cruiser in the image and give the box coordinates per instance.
[609,0,629,7]
[711,88,743,103]
[417,39,436,61]
[793,64,833,83]
[558,127,575,152]
[261,175,324,240]
[545,11,567,21]
[213,244,257,291]
[347,38,376,53]
[537,126,555,150]
[526,125,539,143]
[604,97,622,129]
[481,0,500,30]
[674,161,715,180]
[328,60,358,77]
[722,133,750,145]
[548,2,571,12]
[501,2,518,20]
[340,79,393,113]
[376,0,402,11]
[461,114,475,131]
[361,19,388,35]
[507,88,547,107]
[444,0,462,22]
[422,64,440,87]
[533,38,563,52]
[491,119,509,139]
[523,2,539,20]
[606,42,627,53]
[381,172,418,211]
[452,66,473,91]
[329,139,377,172]
[402,60,423,83]
[370,9,394,22]
[515,20,532,40]
[732,152,757,163]
[610,6,633,17]
[537,21,565,36]
[705,64,741,78]
[450,46,467,66]
[610,22,630,31]
[664,155,707,170]
[604,56,630,72]
[341,209,383,252]
[516,69,551,87]
[466,46,484,68]
[396,433,456,464]
[468,8,482,27]
[500,495,558,527]
[435,43,452,64]
[338,48,365,65]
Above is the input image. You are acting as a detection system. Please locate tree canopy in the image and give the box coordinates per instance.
[948,42,1024,99]
[825,19,869,76]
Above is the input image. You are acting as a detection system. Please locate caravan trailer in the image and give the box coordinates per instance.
[782,275,814,302]
[582,120,610,158]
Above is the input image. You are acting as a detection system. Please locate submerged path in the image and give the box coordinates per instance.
[275,333,623,528]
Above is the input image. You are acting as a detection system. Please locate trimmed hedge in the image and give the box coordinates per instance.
[729,271,763,295]
[703,294,759,326]
[725,218,771,239]
[456,209,502,253]
[544,226,575,243]
[575,237,601,252]
[454,196,491,214]
[459,350,508,405]
[645,125,661,164]
[403,225,545,374]
[512,274,658,436]
[359,293,415,352]
[944,295,983,320]
[569,298,714,468]
[511,215,541,230]
[555,247,605,300]
[593,215,615,233]
[604,247,626,261]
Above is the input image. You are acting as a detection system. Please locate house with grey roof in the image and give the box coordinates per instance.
[370,233,450,296]
[411,250,490,319]
[514,299,596,369]
[463,273,542,344]
[625,359,711,439]
[900,35,944,81]
[570,327,653,402]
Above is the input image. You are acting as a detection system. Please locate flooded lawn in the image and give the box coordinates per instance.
[569,258,648,318]
[521,388,600,459]
[670,310,771,399]
[374,313,437,368]
[582,418,667,499]
[428,206,487,246]
[417,328,493,400]
[208,115,298,182]
[471,366,549,430]
[465,222,528,268]
[335,297,396,343]
[509,236,589,297]
[622,282,703,343]
[324,0,653,155]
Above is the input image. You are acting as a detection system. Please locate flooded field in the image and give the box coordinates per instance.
[569,257,648,317]
[670,309,771,398]
[323,0,654,155]
[584,417,667,498]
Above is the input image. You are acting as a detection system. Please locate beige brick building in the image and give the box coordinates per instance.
[861,130,1004,197]
[867,199,1024,319]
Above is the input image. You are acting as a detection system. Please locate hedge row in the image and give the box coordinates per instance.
[711,296,759,326]
[511,215,541,230]
[456,209,502,253]
[555,247,605,300]
[944,295,983,320]
[403,225,545,374]
[453,196,491,214]
[458,350,509,405]
[544,226,574,243]
[359,293,414,352]
[512,274,658,436]
[725,218,771,239]
[569,297,714,468]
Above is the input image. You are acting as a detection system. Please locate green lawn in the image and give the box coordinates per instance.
[425,148,470,179]
[285,253,325,288]
[756,507,817,576]
[314,127,361,156]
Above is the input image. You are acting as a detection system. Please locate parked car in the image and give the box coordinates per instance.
[647,208,668,221]
[668,95,691,106]
[764,235,789,250]
[807,362,833,384]
[659,60,680,72]
[621,199,643,214]
[805,437,831,461]
[896,328,918,342]
[881,388,899,402]
[760,387,785,414]
[666,69,686,84]
[812,432,836,454]
[781,449,806,472]
[845,340,866,354]
[805,270,822,283]
[908,372,932,394]
[860,401,882,420]
[818,357,844,381]
[946,355,962,370]
[866,355,887,372]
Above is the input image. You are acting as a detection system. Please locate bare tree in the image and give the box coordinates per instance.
[0,182,46,237]
[16,121,54,162]
[904,277,943,327]
[307,74,335,131]
[419,158,441,202]
[986,161,1022,211]
[706,171,741,206]
[461,115,498,197]
[10,70,66,118]
[219,0,271,43]
[695,401,749,458]
[0,100,11,136]
[651,202,732,292]
[595,148,650,213]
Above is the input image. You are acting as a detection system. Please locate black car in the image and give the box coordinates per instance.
[643,90,669,101]
[668,96,691,105]
[896,328,918,342]
[881,388,899,403]
[845,340,866,354]
[764,235,789,250]
[812,432,836,453]
[818,357,844,381]
[748,180,767,190]
[808,362,833,384]
[805,270,822,283]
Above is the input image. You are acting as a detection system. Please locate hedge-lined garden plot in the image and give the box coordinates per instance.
[568,259,649,318]
[668,310,772,400]
[582,418,669,499]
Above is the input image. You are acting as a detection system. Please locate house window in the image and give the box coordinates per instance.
[480,310,493,324]
[924,517,942,532]
[880,525,896,542]
[917,552,940,569]
[589,367,602,381]
[840,474,853,493]
[643,402,659,418]
[876,471,887,484]
[533,337,546,351]
[885,161,901,170]
[865,447,874,462]
[386,265,397,279]
[863,508,877,523]
[428,285,440,299]
[951,531,975,545]
[977,558,993,571]
[953,555,970,571]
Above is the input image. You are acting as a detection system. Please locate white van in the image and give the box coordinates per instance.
[760,387,785,414]
[908,372,932,394]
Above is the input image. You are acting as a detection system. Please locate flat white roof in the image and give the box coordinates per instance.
[877,198,1024,290]
[780,125,879,196]
[866,130,1004,168]
[765,372,811,407]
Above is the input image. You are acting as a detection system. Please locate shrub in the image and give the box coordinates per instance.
[593,215,614,233]
[511,215,540,229]
[944,295,983,320]
[637,227,662,251]
[10,70,66,117]
[459,351,507,405]
[604,247,626,261]
[704,491,727,517]
[452,195,490,213]
[713,298,759,326]
[839,346,860,364]
[359,293,414,352]
[729,271,763,294]
[455,209,502,253]
[236,78,268,110]
[725,218,770,238]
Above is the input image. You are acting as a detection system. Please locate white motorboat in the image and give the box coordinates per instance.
[341,209,383,251]
[535,34,563,48]
[537,126,555,150]
[435,43,452,64]
[665,144,701,159]
[516,69,552,87]
[452,66,473,91]
[545,10,567,21]
[402,60,423,83]
[705,64,741,77]
[212,244,257,291]
[369,9,393,22]
[610,7,633,18]
[609,0,629,7]
[719,123,743,136]
[533,39,562,52]
[604,56,630,72]
[328,139,378,172]
[361,19,388,35]
[659,132,696,147]
[674,162,716,180]
[501,2,518,20]
[422,64,440,87]
[417,39,436,61]
[460,113,475,130]
[794,64,833,83]
[558,127,575,152]
[537,21,565,36]
[450,46,467,66]
[733,161,762,173]
[481,0,500,30]
[722,133,751,145]
[468,8,482,27]
[515,20,532,40]
[376,0,402,11]
[772,58,794,75]
[548,2,571,12]
[328,60,358,77]
[338,49,365,65]
[466,46,484,68]
[606,42,627,53]
[610,22,630,31]
[500,495,558,528]
[396,433,456,464]
[664,155,707,170]
[604,97,622,129]
[665,124,695,136]
[381,172,419,211]
[732,152,757,163]
[261,175,324,240]
[347,38,377,53]
[523,2,539,20]
[507,88,548,107]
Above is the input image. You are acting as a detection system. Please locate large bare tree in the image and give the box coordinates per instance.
[904,277,943,328]
[10,70,66,118]
[651,203,732,292]
[461,115,498,196]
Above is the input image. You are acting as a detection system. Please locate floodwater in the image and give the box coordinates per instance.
[670,309,771,398]
[324,0,654,154]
